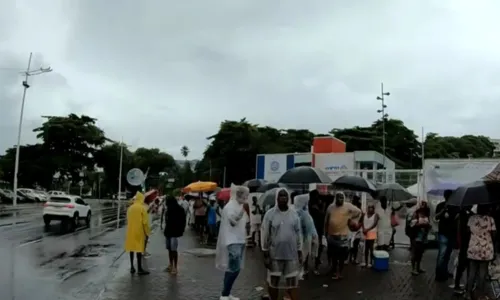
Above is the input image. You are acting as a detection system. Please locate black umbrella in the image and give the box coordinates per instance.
[332,175,377,194]
[447,180,500,207]
[258,187,294,212]
[375,183,414,202]
[242,179,267,192]
[277,166,332,184]
[256,182,289,193]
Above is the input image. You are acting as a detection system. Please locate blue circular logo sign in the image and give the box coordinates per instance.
[270,161,280,172]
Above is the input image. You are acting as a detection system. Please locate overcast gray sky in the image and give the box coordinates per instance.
[1,0,500,159]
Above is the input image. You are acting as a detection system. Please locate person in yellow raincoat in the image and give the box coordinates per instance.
[124,191,151,275]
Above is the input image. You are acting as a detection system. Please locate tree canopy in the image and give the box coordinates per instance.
[0,114,495,194]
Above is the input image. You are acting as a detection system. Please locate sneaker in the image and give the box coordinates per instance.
[138,269,150,275]
[453,287,465,295]
[367,263,372,268]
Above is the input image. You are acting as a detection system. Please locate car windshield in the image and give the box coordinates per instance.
[49,197,71,203]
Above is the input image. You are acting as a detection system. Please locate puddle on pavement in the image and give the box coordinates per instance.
[35,243,119,281]
[39,243,116,266]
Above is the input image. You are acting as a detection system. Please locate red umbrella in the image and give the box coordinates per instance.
[144,189,159,204]
[216,188,231,202]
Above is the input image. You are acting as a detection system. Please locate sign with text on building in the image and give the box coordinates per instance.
[314,153,355,181]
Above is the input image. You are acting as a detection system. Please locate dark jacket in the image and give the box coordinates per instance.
[309,204,325,237]
[164,197,186,238]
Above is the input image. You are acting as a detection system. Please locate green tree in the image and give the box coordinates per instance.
[331,118,422,168]
[180,145,190,159]
[0,144,53,188]
[199,119,317,184]
[424,133,495,159]
[34,114,108,179]
[94,143,135,195]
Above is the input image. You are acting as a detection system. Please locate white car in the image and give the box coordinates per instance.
[43,195,91,229]
[48,190,66,196]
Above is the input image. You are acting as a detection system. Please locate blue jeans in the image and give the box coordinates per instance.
[222,243,245,296]
[435,234,452,281]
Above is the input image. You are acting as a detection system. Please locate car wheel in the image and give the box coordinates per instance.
[71,213,79,231]
[85,212,91,227]
[43,216,51,227]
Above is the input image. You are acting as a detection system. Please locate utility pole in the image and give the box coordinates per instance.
[12,53,52,206]
[376,82,390,170]
[116,138,124,228]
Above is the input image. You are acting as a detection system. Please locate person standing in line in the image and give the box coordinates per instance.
[124,191,150,275]
[375,196,393,251]
[308,190,325,274]
[361,204,378,267]
[434,190,457,282]
[294,194,318,278]
[452,207,472,295]
[261,189,302,300]
[207,199,218,244]
[250,196,263,247]
[409,206,431,275]
[465,204,496,300]
[161,195,186,275]
[324,192,361,280]
[215,184,250,300]
[349,196,363,265]
[194,197,207,239]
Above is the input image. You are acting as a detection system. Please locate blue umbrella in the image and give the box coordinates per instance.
[428,182,460,196]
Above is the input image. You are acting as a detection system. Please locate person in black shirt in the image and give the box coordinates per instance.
[161,196,186,275]
[308,190,325,275]
[453,207,472,295]
[434,189,457,282]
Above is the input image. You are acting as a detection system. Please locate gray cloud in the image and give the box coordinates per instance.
[1,0,500,159]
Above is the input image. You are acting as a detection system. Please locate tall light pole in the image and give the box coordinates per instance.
[116,138,124,227]
[12,53,53,206]
[376,82,390,171]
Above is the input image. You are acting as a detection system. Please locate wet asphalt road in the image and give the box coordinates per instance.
[0,201,128,300]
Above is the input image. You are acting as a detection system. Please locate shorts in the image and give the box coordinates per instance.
[268,259,300,278]
[166,237,179,251]
[227,243,245,273]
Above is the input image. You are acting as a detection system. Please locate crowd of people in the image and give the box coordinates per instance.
[123,184,500,300]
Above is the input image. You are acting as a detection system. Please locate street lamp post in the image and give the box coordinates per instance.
[376,82,390,171]
[12,53,52,206]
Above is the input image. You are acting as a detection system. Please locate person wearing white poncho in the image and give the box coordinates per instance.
[215,184,250,300]
[294,194,319,277]
[261,188,302,300]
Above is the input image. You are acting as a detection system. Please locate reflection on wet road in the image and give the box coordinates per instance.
[0,202,129,300]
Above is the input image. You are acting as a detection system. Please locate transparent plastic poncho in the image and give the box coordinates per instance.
[294,194,319,259]
[215,184,249,272]
[261,188,302,289]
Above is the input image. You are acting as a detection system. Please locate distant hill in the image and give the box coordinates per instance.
[175,159,199,171]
